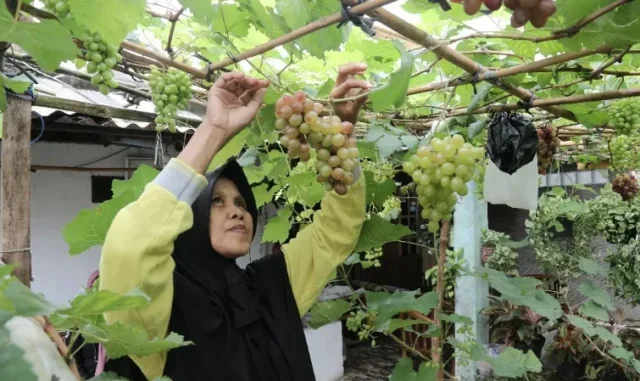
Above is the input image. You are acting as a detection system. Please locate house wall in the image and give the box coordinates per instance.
[0,141,269,306]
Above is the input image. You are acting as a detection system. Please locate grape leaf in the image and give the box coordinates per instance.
[579,301,609,321]
[0,3,79,71]
[261,207,292,244]
[274,0,344,57]
[110,165,158,198]
[3,278,58,317]
[287,172,324,207]
[238,0,295,54]
[68,0,146,46]
[208,129,249,172]
[63,166,158,255]
[366,290,438,331]
[252,183,278,208]
[563,103,609,128]
[578,280,614,310]
[437,313,473,326]
[179,0,216,24]
[354,214,413,253]
[567,315,594,330]
[364,171,396,208]
[365,123,404,160]
[467,83,492,113]
[212,5,251,38]
[356,142,378,161]
[578,258,606,277]
[491,347,542,378]
[308,299,352,329]
[608,347,635,363]
[583,326,623,347]
[244,165,266,185]
[389,357,437,381]
[369,41,415,112]
[82,323,192,359]
[0,327,37,381]
[55,288,150,318]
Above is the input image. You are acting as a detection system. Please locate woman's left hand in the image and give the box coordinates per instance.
[330,63,371,126]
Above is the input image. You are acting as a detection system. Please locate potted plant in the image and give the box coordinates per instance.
[481,229,521,276]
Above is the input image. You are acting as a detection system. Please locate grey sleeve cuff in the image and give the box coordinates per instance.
[152,159,208,205]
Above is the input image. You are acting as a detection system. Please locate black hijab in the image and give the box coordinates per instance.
[105,159,316,381]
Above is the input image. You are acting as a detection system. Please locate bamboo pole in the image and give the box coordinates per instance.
[369,7,576,121]
[0,164,137,172]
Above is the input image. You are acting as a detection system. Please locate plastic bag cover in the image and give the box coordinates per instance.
[485,112,539,175]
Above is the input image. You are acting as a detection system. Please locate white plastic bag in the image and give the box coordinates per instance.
[483,154,539,210]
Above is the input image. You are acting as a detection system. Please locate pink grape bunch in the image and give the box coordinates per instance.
[402,134,485,233]
[275,91,360,195]
[453,0,557,28]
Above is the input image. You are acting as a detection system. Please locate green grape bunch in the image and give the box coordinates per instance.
[43,0,71,18]
[149,66,193,133]
[402,134,485,233]
[80,31,122,95]
[609,134,640,172]
[608,99,640,135]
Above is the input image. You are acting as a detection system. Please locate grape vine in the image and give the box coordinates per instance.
[275,91,360,195]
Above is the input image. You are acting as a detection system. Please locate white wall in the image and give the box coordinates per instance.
[0,141,268,306]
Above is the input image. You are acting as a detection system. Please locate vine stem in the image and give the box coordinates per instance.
[432,221,451,381]
[13,0,22,22]
[165,7,186,56]
[590,46,632,79]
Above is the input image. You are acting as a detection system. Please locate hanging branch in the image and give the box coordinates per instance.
[369,7,576,121]
[590,45,632,79]
[165,7,186,56]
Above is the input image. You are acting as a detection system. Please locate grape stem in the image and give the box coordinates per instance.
[590,46,633,80]
[165,7,186,56]
[13,0,22,22]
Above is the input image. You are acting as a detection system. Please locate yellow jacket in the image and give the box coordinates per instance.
[99,158,366,379]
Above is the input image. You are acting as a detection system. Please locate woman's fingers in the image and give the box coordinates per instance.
[330,78,372,99]
[335,63,367,86]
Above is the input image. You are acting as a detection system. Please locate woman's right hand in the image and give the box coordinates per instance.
[178,72,269,174]
[205,72,270,143]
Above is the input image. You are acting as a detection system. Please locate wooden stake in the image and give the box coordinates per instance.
[1,95,33,286]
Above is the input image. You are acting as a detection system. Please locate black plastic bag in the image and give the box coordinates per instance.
[485,112,539,175]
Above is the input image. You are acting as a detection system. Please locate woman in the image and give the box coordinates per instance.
[98,63,370,380]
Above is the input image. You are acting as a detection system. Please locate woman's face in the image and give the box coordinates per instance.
[209,177,254,258]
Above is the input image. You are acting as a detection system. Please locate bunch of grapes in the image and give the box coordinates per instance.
[149,66,193,133]
[608,99,640,135]
[43,0,71,18]
[43,0,122,95]
[609,134,640,172]
[452,0,556,28]
[536,124,559,175]
[275,91,360,195]
[401,135,485,233]
[612,172,639,201]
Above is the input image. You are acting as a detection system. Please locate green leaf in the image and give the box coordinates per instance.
[82,323,192,359]
[68,0,146,46]
[3,278,58,317]
[0,3,79,71]
[55,288,150,318]
[0,264,14,278]
[366,290,438,331]
[252,183,278,208]
[364,123,404,160]
[208,129,249,172]
[287,172,324,206]
[579,301,609,321]
[369,41,415,112]
[354,214,413,253]
[0,327,37,381]
[491,347,542,378]
[179,0,216,24]
[356,141,378,161]
[389,357,416,381]
[308,299,352,329]
[62,166,159,255]
[274,0,343,57]
[110,165,158,198]
[364,171,396,208]
[467,83,492,113]
[261,207,292,244]
[468,117,489,139]
[567,315,594,330]
[437,313,473,326]
[2,74,31,94]
[578,280,614,310]
[316,78,335,99]
[86,372,130,381]
[583,326,623,347]
[416,362,437,380]
[578,258,606,277]
[212,5,251,38]
[563,103,610,128]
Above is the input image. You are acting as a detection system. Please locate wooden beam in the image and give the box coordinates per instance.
[1,95,33,286]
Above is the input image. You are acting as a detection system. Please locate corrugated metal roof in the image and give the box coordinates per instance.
[6,57,204,133]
